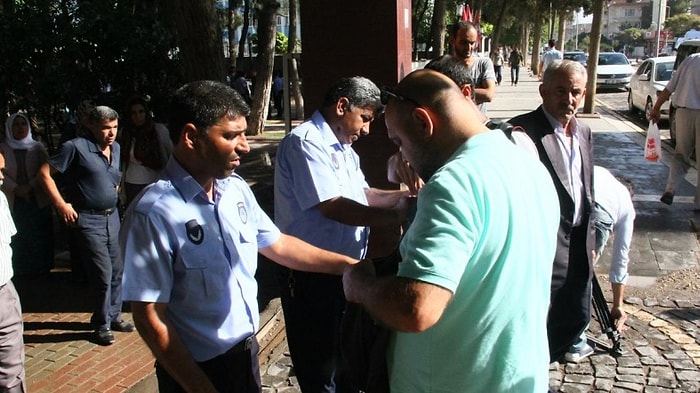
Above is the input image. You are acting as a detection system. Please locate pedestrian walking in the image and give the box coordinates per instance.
[649,52,700,209]
[509,47,524,86]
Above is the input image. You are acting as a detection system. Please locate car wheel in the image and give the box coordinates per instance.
[628,90,636,114]
[645,98,654,122]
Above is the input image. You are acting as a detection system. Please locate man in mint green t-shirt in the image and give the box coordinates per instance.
[343,69,560,392]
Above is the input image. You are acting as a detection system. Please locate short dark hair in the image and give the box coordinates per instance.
[449,21,479,38]
[168,80,250,144]
[424,55,475,89]
[548,39,556,48]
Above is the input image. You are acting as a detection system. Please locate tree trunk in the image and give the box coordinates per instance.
[531,14,544,75]
[229,0,242,68]
[287,0,303,119]
[247,0,280,136]
[412,0,429,60]
[490,0,512,51]
[557,9,566,51]
[429,0,447,58]
[584,0,605,114]
[521,23,530,67]
[171,0,224,81]
[237,0,251,67]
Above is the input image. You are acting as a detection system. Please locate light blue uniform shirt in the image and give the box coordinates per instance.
[120,158,280,362]
[274,110,369,258]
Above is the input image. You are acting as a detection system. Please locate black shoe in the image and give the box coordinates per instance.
[111,320,135,332]
[660,191,674,205]
[95,329,115,346]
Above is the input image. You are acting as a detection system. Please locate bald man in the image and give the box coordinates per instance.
[343,69,560,392]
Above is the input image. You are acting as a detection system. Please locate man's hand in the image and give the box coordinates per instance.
[387,152,423,196]
[342,259,375,304]
[57,202,78,226]
[611,305,628,332]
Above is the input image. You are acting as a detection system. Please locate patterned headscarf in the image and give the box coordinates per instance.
[4,113,41,150]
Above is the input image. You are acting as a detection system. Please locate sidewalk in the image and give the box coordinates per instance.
[15,70,700,392]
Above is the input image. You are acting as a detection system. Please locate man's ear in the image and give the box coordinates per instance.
[181,123,200,148]
[335,97,351,116]
[411,107,434,141]
[460,84,474,99]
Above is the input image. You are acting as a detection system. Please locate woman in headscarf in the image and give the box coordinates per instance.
[120,96,172,207]
[0,112,54,275]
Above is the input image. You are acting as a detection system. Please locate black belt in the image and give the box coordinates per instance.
[230,335,254,353]
[79,207,116,216]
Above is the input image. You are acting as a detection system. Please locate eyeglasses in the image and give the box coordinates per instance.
[380,87,422,109]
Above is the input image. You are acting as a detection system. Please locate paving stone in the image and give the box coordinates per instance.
[676,380,700,392]
[659,299,677,308]
[646,377,679,388]
[617,373,647,384]
[564,373,595,384]
[669,359,698,370]
[675,370,700,381]
[676,300,695,308]
[648,368,676,380]
[560,382,594,392]
[626,297,643,306]
[566,363,594,374]
[641,356,671,366]
[643,387,674,393]
[635,346,659,357]
[595,378,615,391]
[650,319,669,327]
[618,357,643,368]
[594,365,618,378]
[612,380,644,391]
[644,298,660,307]
[662,350,688,360]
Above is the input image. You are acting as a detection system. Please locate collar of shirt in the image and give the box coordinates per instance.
[164,157,234,204]
[311,110,348,153]
[541,107,580,138]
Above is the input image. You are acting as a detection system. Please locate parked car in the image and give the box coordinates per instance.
[596,52,634,90]
[628,56,676,122]
[669,39,700,142]
[563,51,587,66]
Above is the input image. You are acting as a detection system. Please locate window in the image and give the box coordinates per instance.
[624,9,635,17]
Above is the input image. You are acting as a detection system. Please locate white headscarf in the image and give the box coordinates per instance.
[4,113,41,150]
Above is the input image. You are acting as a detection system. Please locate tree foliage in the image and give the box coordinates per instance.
[0,0,181,149]
[664,13,700,37]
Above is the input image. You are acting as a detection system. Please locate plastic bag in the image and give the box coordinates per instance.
[644,122,662,162]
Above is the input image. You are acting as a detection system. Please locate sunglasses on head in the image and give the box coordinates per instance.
[380,87,422,109]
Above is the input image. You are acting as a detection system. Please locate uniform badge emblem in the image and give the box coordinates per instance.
[238,202,248,224]
[331,153,340,170]
[185,219,204,245]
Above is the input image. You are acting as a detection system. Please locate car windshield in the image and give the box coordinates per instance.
[565,53,585,62]
[598,53,629,65]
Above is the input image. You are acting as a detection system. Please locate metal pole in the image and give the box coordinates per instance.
[655,0,662,56]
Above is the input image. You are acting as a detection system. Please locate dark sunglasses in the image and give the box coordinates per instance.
[380,87,422,109]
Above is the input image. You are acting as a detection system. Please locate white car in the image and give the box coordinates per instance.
[628,56,675,121]
[596,52,634,90]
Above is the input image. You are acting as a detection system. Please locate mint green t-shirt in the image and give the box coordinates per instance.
[390,130,559,393]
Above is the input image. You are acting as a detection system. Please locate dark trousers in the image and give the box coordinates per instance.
[73,210,123,330]
[494,65,503,84]
[547,226,592,362]
[511,65,520,84]
[280,270,358,393]
[0,282,26,393]
[155,338,261,393]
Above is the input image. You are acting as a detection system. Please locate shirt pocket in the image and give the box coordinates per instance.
[178,239,228,298]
